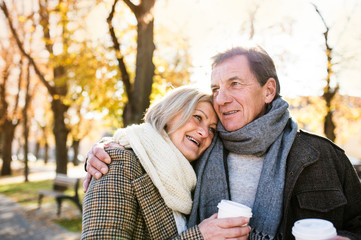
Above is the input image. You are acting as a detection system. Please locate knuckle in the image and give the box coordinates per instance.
[87,166,96,176]
[93,147,101,155]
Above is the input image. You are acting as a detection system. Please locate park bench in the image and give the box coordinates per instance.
[37,173,82,216]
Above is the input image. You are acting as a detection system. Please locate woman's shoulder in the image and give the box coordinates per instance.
[105,147,137,160]
[105,148,145,177]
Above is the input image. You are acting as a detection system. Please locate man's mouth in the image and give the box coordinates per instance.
[223,110,239,115]
[186,135,200,146]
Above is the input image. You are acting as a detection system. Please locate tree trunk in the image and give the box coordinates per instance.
[72,139,80,166]
[0,131,3,157]
[51,99,69,174]
[44,141,49,164]
[122,0,156,126]
[324,111,336,142]
[24,123,29,182]
[23,63,31,182]
[313,4,338,142]
[0,119,18,176]
[35,141,40,160]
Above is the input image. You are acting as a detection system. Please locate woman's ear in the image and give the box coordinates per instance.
[264,78,277,103]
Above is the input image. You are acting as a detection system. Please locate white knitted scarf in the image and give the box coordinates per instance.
[113,123,197,215]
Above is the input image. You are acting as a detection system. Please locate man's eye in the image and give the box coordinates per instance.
[212,88,219,94]
[193,115,201,121]
[231,81,240,86]
[209,127,216,134]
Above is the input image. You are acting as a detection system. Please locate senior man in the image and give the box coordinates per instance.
[85,46,361,240]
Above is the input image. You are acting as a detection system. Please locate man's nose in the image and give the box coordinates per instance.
[214,89,232,105]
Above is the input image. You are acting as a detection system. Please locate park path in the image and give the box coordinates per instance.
[0,193,81,240]
[0,160,86,240]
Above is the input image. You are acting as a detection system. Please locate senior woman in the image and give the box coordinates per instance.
[81,86,250,240]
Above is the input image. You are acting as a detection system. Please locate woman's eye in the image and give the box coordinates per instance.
[193,115,201,121]
[209,127,216,134]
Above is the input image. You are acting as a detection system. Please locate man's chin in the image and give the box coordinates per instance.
[223,123,244,132]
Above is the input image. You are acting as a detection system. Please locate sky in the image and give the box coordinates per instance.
[152,0,361,97]
[2,0,360,97]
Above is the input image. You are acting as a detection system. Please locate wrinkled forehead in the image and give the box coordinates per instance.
[211,55,251,80]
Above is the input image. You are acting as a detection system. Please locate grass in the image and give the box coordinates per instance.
[54,218,83,232]
[0,180,52,204]
[0,179,84,232]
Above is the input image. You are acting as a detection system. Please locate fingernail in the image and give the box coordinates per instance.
[101,168,107,174]
[95,172,101,179]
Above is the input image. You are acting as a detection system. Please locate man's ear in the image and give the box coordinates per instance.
[264,78,277,103]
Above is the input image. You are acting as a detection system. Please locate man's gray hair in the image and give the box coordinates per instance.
[212,46,281,99]
[144,86,213,135]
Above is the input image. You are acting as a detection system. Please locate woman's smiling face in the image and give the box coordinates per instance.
[167,101,218,162]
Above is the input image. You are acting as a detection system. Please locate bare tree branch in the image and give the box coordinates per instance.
[312,3,338,141]
[13,58,23,116]
[311,3,329,31]
[0,48,11,125]
[107,0,132,100]
[123,0,138,15]
[248,3,261,40]
[38,0,52,53]
[0,1,55,96]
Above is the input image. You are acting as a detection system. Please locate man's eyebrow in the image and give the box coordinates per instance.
[228,76,241,81]
[211,76,242,88]
[195,109,208,119]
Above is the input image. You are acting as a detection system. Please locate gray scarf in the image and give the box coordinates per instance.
[191,98,298,240]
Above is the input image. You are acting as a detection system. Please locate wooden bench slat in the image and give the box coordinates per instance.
[38,190,67,198]
[54,174,78,186]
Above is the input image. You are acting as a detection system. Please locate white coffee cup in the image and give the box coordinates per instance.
[217,200,252,219]
[292,218,337,240]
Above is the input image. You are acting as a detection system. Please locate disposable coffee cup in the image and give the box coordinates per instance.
[292,218,337,240]
[217,200,252,219]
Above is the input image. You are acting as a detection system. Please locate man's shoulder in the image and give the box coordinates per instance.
[295,129,344,153]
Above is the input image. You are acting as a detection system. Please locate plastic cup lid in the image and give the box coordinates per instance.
[217,200,252,217]
[292,218,337,239]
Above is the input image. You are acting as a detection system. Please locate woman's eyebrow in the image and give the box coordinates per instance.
[195,109,208,119]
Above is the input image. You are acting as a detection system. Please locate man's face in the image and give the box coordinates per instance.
[211,55,275,131]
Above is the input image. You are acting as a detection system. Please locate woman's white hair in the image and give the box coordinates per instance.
[144,86,213,135]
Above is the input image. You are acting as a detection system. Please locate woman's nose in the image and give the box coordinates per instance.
[197,125,209,138]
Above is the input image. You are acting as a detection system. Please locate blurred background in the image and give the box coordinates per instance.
[0,0,360,237]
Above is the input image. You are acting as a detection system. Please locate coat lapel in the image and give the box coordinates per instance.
[132,173,178,240]
[282,132,319,236]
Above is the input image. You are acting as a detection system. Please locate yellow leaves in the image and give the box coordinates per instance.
[115,50,123,59]
[18,15,26,22]
[287,96,326,135]
[326,49,332,57]
[287,94,361,145]
[58,1,68,12]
